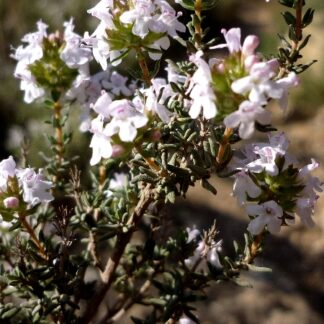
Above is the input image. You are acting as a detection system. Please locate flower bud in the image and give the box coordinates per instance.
[216,62,226,74]
[244,54,260,70]
[242,35,260,57]
[111,145,125,158]
[151,130,162,142]
[3,197,19,209]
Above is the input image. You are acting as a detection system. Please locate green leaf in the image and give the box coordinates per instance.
[302,8,315,28]
[281,11,296,26]
[177,0,219,11]
[288,25,298,42]
[1,307,20,319]
[201,179,217,195]
[247,264,272,272]
[166,191,176,203]
[278,0,295,8]
[298,34,311,50]
[0,209,14,222]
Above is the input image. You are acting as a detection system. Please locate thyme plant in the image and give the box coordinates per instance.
[0,0,322,323]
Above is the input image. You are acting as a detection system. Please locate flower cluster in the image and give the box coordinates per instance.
[186,28,299,139]
[12,19,92,103]
[88,68,177,164]
[89,93,148,165]
[86,0,185,69]
[231,133,323,234]
[3,0,322,323]
[0,156,53,216]
[68,68,138,131]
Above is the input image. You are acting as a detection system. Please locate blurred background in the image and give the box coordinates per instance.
[0,0,323,323]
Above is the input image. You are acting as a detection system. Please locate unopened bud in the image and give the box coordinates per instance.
[48,31,61,43]
[151,130,161,142]
[242,35,260,57]
[216,62,226,74]
[111,145,125,158]
[3,197,19,209]
[244,54,260,70]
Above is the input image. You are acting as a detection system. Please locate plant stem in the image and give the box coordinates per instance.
[194,0,203,49]
[292,0,303,51]
[18,211,47,260]
[99,164,107,191]
[243,233,263,264]
[80,185,153,324]
[53,100,64,185]
[278,0,304,78]
[105,279,152,323]
[137,48,151,86]
[216,127,233,167]
[135,144,161,173]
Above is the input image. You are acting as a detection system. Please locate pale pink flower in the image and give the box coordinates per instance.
[224,100,271,139]
[246,200,283,234]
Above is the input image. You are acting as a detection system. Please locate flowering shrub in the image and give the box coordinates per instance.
[0,0,322,323]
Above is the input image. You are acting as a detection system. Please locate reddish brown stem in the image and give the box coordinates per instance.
[216,127,233,166]
[244,233,263,264]
[19,211,47,260]
[137,50,151,86]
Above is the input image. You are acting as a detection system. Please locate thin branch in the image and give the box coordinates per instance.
[216,127,233,168]
[53,100,64,185]
[18,211,48,260]
[80,185,154,324]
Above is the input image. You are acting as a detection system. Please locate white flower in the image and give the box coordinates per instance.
[104,99,148,142]
[179,316,196,324]
[87,0,184,66]
[84,20,123,69]
[106,173,128,197]
[187,51,217,119]
[17,168,53,206]
[184,240,204,268]
[295,197,317,228]
[87,0,115,29]
[109,173,128,191]
[12,21,48,103]
[120,0,157,38]
[233,171,262,205]
[186,227,201,243]
[144,78,173,123]
[231,59,283,105]
[154,0,186,38]
[246,200,283,234]
[165,62,186,84]
[60,19,93,69]
[268,132,290,155]
[89,116,113,165]
[208,240,223,268]
[276,72,300,110]
[211,28,241,53]
[104,71,132,97]
[211,27,260,58]
[120,0,185,39]
[0,156,16,191]
[295,159,323,227]
[242,35,260,57]
[224,100,271,139]
[247,146,280,176]
[91,91,113,117]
